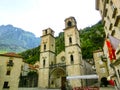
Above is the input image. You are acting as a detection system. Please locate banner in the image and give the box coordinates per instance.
[106,39,116,61]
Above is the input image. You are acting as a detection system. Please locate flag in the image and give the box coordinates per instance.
[106,35,120,61]
[106,39,116,61]
[109,35,120,50]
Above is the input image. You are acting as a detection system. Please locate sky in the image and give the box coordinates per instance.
[0,0,101,37]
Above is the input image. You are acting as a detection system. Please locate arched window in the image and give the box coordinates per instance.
[45,30,47,34]
[69,37,72,44]
[43,59,45,67]
[44,44,46,51]
[67,21,72,27]
[70,55,74,64]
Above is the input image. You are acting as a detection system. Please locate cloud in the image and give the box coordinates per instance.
[0,0,101,37]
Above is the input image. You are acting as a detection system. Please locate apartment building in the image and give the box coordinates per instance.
[0,52,23,90]
[96,0,120,89]
[96,0,120,39]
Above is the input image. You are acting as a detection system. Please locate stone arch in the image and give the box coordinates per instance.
[49,67,66,88]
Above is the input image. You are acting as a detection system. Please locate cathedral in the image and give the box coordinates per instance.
[38,17,84,89]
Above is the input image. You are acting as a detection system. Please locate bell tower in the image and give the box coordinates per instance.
[64,17,83,87]
[38,28,55,88]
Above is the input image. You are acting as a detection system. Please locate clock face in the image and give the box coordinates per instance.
[67,21,72,27]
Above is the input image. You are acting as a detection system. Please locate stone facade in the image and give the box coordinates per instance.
[38,17,97,89]
[93,50,109,81]
[0,53,23,90]
[38,17,84,89]
[96,0,120,88]
[96,0,120,39]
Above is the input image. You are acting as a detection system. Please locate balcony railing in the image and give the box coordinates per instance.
[49,63,66,69]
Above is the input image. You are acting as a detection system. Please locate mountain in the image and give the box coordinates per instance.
[20,21,105,64]
[0,24,40,53]
[80,21,105,59]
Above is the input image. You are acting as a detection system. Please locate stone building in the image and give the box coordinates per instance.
[93,50,109,82]
[19,63,38,87]
[38,17,84,89]
[0,52,23,90]
[96,0,120,89]
[38,16,97,89]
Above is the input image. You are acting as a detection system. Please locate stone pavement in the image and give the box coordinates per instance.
[100,85,115,90]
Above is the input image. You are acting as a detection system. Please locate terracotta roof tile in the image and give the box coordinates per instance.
[0,52,22,58]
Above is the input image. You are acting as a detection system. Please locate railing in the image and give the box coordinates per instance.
[49,63,66,69]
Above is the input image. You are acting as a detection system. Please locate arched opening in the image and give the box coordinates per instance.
[100,77,108,87]
[43,59,45,68]
[50,68,66,89]
[70,55,74,64]
[69,37,72,44]
[67,21,72,27]
[44,44,46,51]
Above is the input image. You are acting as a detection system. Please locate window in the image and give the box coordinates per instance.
[109,23,113,30]
[3,82,9,88]
[6,70,11,75]
[114,15,120,26]
[7,60,14,66]
[111,30,115,36]
[69,37,72,44]
[110,1,115,11]
[67,21,72,27]
[104,9,108,17]
[70,55,74,64]
[43,60,45,67]
[117,69,120,77]
[45,30,47,34]
[44,44,46,51]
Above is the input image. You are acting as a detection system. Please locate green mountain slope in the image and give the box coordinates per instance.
[80,21,105,59]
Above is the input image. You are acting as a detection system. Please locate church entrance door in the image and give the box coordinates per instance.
[50,68,66,89]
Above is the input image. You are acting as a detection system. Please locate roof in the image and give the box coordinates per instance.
[0,52,22,58]
[93,49,103,53]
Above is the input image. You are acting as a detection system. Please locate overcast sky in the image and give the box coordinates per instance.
[0,0,101,37]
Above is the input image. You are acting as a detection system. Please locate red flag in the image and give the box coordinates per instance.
[106,39,116,61]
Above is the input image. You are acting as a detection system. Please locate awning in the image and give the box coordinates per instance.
[67,74,99,80]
